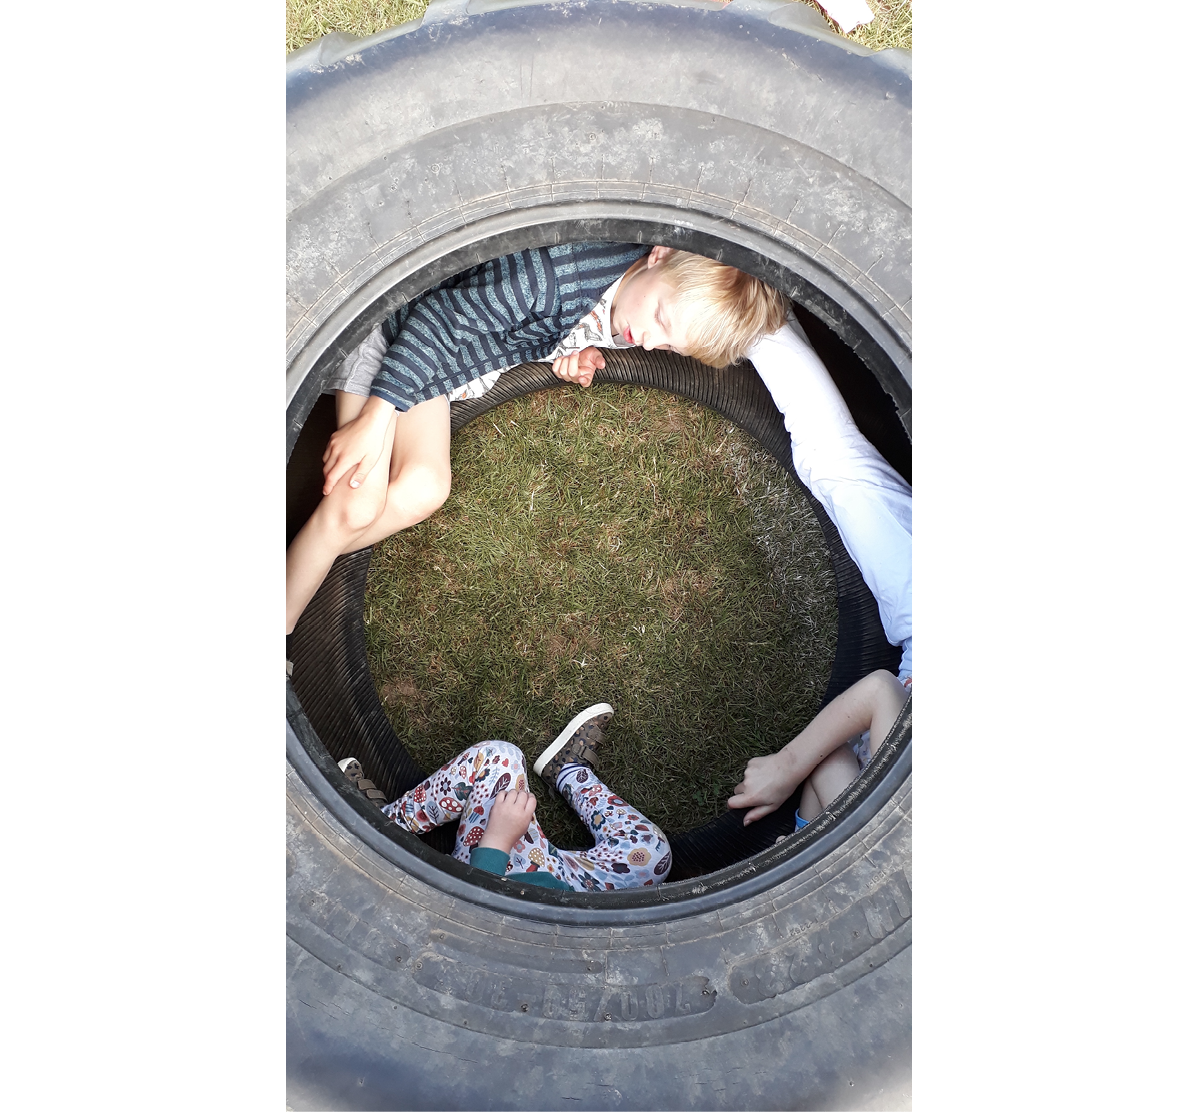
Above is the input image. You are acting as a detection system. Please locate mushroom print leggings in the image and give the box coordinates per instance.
[381,741,672,891]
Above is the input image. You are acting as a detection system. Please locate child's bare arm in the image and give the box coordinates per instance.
[322,395,395,494]
[552,346,605,388]
[478,790,539,854]
[727,670,908,825]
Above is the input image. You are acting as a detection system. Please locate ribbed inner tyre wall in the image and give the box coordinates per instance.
[287,347,900,880]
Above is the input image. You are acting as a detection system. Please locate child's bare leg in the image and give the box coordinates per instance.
[286,397,397,632]
[866,671,908,757]
[808,744,862,811]
[797,743,867,821]
[349,395,452,549]
[286,394,451,633]
[798,779,820,822]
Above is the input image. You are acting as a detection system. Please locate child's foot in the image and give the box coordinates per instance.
[533,702,614,792]
[338,756,387,806]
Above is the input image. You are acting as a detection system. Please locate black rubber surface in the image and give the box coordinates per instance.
[285,2,912,1107]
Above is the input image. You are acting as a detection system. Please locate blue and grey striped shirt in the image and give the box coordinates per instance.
[370,241,651,412]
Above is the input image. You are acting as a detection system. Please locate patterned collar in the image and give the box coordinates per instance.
[548,273,637,359]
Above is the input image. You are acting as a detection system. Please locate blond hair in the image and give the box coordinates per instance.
[657,250,787,367]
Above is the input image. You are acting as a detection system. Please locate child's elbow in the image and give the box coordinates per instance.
[390,463,451,521]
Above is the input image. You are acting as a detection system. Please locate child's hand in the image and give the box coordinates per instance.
[478,789,538,854]
[727,753,799,826]
[322,398,393,495]
[552,346,605,388]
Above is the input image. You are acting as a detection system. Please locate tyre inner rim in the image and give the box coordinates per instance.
[285,224,911,917]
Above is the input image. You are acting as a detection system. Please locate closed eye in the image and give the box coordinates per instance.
[655,303,675,352]
[657,301,674,337]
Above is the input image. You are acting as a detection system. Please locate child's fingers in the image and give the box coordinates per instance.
[495,790,535,816]
[322,447,349,481]
[322,456,359,495]
[728,786,774,818]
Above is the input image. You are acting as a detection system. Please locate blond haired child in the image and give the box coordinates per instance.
[286,242,785,635]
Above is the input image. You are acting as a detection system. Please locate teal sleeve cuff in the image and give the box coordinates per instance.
[512,870,573,891]
[513,873,573,892]
[469,846,511,876]
[468,847,573,890]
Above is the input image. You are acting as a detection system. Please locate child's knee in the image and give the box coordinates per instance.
[632,826,672,880]
[865,668,906,698]
[456,741,526,770]
[324,485,386,536]
[647,824,671,860]
[486,740,527,773]
[419,464,452,517]
[392,461,451,521]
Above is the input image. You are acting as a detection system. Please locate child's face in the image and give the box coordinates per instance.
[610,247,700,356]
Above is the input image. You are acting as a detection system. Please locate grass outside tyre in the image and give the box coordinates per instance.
[285,2,912,1108]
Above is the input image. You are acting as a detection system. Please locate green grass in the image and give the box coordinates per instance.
[287,0,426,52]
[286,0,912,54]
[835,0,913,53]
[364,386,837,849]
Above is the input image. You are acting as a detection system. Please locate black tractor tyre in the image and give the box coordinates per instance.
[286,2,912,1108]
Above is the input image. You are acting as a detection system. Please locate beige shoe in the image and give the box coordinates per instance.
[533,703,613,791]
[337,757,387,805]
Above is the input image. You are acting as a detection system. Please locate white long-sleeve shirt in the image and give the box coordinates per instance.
[746,313,912,680]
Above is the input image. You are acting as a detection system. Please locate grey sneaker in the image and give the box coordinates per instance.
[338,756,387,805]
[533,702,614,791]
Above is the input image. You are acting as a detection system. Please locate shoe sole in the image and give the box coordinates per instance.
[533,702,614,777]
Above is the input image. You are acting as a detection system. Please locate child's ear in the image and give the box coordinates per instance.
[647,245,675,267]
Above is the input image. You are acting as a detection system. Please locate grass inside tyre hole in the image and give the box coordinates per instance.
[363,385,838,850]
